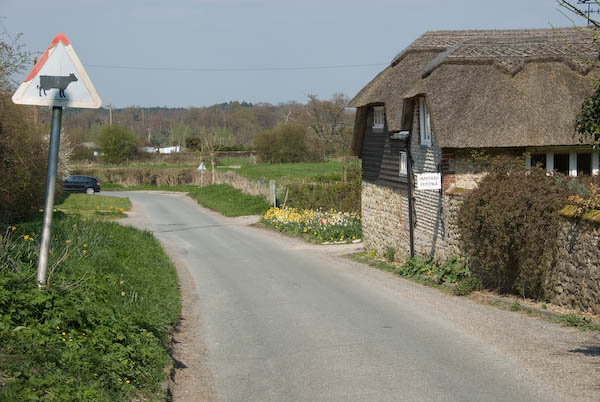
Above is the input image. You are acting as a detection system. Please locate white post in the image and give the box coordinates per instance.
[592,151,599,176]
[546,152,554,173]
[270,180,276,208]
[569,151,577,177]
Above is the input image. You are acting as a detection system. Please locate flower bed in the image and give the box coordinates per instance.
[262,207,361,243]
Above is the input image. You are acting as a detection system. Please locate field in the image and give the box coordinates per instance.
[75,156,355,185]
[218,158,353,183]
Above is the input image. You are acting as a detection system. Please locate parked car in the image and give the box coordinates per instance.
[62,175,101,194]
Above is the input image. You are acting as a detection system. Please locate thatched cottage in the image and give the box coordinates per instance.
[349,27,600,260]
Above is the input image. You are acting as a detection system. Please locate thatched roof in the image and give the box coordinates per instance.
[349,27,600,149]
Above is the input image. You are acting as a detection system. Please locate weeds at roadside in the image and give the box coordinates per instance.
[0,215,180,401]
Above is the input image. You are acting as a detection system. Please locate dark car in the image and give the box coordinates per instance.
[62,175,101,194]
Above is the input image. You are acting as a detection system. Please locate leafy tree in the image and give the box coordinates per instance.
[557,0,600,146]
[96,125,138,163]
[575,85,600,144]
[254,123,322,163]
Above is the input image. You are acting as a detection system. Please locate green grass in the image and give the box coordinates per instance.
[220,160,350,183]
[0,215,181,401]
[187,184,270,217]
[55,194,132,219]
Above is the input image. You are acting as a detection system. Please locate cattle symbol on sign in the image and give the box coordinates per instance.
[12,33,101,108]
[38,73,78,98]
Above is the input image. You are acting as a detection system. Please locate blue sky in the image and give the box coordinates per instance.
[2,0,590,107]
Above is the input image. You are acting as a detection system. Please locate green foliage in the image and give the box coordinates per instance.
[97,125,138,164]
[285,164,361,213]
[384,247,395,262]
[458,159,571,299]
[0,215,180,401]
[575,84,600,145]
[187,184,270,217]
[0,94,47,224]
[452,277,482,296]
[398,256,470,285]
[254,123,322,163]
[551,314,600,331]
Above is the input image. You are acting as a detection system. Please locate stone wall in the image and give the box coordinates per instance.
[361,181,410,257]
[551,218,600,314]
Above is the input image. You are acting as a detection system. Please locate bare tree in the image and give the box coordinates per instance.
[198,127,226,184]
[305,93,355,180]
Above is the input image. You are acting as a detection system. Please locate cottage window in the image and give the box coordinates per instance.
[553,154,569,176]
[373,106,384,129]
[577,153,591,176]
[530,154,546,169]
[399,151,407,175]
[419,98,432,146]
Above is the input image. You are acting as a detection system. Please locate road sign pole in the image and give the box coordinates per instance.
[37,106,63,289]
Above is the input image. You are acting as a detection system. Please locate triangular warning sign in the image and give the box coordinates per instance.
[12,33,101,109]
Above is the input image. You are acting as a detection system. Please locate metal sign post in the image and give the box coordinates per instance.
[37,107,62,288]
[12,32,101,289]
[198,162,207,187]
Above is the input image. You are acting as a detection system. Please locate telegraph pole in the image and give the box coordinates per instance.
[577,0,600,24]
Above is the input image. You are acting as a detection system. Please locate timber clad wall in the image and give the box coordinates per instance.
[360,108,408,188]
[360,108,386,182]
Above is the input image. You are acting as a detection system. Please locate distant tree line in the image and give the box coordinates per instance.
[44,94,355,163]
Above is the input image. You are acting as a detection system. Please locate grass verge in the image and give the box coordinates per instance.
[0,215,181,401]
[55,193,132,219]
[351,253,600,333]
[186,184,270,217]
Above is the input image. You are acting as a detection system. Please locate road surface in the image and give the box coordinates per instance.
[109,191,600,402]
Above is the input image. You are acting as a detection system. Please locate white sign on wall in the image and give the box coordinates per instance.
[12,33,101,109]
[416,172,441,190]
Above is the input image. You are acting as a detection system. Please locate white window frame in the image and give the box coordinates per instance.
[399,151,407,175]
[528,150,600,177]
[373,106,384,130]
[419,98,432,146]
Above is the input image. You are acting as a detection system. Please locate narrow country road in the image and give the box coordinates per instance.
[108,191,600,402]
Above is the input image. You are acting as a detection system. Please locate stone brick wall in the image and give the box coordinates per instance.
[551,218,600,314]
[361,181,410,257]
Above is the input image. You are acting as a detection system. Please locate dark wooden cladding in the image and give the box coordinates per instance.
[378,137,408,188]
[359,107,408,188]
[361,129,386,182]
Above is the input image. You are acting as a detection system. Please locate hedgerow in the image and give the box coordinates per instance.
[457,157,571,299]
[0,215,180,401]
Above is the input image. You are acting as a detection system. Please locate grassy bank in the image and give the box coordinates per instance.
[0,215,180,401]
[187,184,270,217]
[55,193,132,219]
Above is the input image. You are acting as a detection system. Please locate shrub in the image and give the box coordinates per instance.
[394,255,470,285]
[453,277,482,296]
[0,93,48,224]
[285,165,361,213]
[96,125,138,164]
[384,247,396,262]
[457,158,571,299]
[254,123,322,163]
